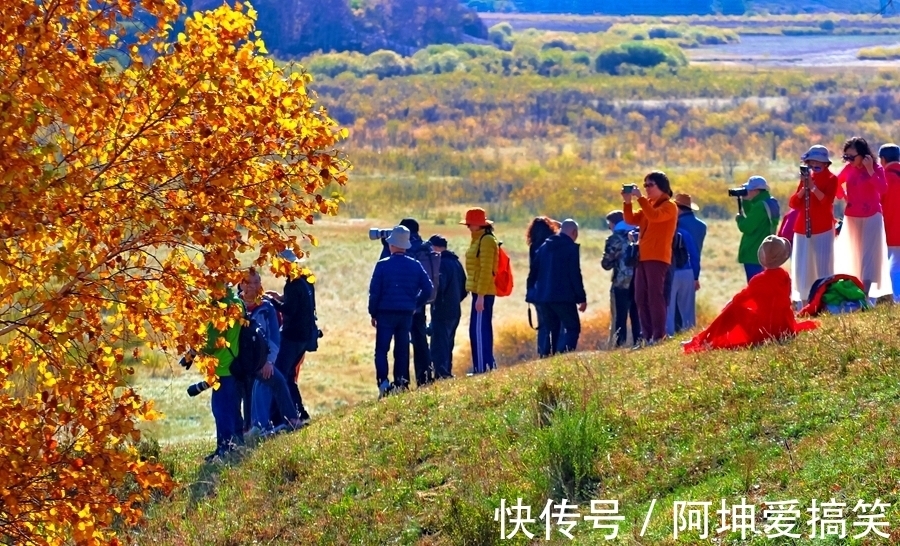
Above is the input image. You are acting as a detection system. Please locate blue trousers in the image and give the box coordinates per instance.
[667,268,696,336]
[374,311,413,386]
[469,295,496,374]
[211,375,242,450]
[250,366,299,429]
[744,263,764,283]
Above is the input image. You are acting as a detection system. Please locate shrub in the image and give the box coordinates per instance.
[305,52,365,78]
[542,38,577,51]
[572,50,592,65]
[819,19,836,32]
[489,22,513,48]
[595,41,687,75]
[649,27,682,39]
[362,50,409,79]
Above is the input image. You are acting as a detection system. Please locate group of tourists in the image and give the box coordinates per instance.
[191,136,898,460]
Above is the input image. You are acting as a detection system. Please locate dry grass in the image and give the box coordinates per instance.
[135,216,745,445]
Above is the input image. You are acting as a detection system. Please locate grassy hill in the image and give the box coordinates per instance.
[134,305,900,544]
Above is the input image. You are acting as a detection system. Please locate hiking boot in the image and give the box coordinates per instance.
[377,379,392,399]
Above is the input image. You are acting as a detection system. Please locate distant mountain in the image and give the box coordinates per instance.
[187,0,487,57]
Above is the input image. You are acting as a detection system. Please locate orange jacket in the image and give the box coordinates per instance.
[624,195,678,264]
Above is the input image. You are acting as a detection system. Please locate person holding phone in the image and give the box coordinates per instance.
[834,136,891,299]
[789,145,838,306]
[622,172,677,347]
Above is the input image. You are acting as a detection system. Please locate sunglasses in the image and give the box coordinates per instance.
[643,182,656,188]
[842,153,859,161]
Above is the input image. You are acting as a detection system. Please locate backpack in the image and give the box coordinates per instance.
[761,197,781,235]
[228,314,268,381]
[672,231,689,269]
[413,242,441,304]
[478,232,513,297]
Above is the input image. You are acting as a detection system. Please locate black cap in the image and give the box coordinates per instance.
[428,234,448,248]
[399,217,419,234]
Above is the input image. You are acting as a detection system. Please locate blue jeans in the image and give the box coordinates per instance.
[211,375,241,450]
[470,295,495,374]
[374,311,413,386]
[274,338,309,422]
[744,263,765,283]
[667,268,696,336]
[250,366,299,429]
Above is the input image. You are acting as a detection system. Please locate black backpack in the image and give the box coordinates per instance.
[228,314,268,381]
[672,232,689,269]
[413,242,441,304]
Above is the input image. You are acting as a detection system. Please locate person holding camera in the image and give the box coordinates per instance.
[622,171,678,346]
[788,145,839,305]
[734,176,780,282]
[237,268,306,434]
[186,286,244,462]
[265,249,316,426]
[526,216,562,357]
[834,136,891,299]
[878,143,900,302]
[376,218,437,387]
[369,226,434,398]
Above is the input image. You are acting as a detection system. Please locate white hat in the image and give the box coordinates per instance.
[385,225,411,250]
[743,176,769,192]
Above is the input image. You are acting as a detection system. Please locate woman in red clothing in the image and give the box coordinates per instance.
[789,145,838,305]
[834,136,891,298]
[683,236,817,354]
[622,171,678,346]
[879,143,900,302]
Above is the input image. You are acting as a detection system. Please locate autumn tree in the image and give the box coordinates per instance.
[0,1,348,544]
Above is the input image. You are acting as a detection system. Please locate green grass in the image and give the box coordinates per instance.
[133,305,900,544]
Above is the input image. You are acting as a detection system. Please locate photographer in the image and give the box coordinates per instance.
[834,137,891,299]
[734,176,780,282]
[186,286,244,462]
[622,171,678,346]
[266,249,315,427]
[238,268,305,433]
[789,145,838,305]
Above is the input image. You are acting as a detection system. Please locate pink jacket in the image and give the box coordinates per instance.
[837,163,887,218]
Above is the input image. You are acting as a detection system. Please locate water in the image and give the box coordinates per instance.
[690,34,900,67]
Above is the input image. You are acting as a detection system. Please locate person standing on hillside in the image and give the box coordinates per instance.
[601,210,640,348]
[369,226,434,398]
[529,218,587,353]
[380,217,436,387]
[878,143,900,302]
[735,176,780,283]
[525,216,562,357]
[462,208,499,374]
[789,145,838,306]
[667,194,706,335]
[834,136,891,299]
[623,171,678,346]
[266,250,316,426]
[427,235,467,380]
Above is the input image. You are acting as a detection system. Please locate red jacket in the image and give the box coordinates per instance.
[883,162,900,246]
[683,267,817,353]
[788,169,837,236]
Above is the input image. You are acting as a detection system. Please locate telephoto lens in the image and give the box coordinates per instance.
[187,381,211,397]
[368,228,392,240]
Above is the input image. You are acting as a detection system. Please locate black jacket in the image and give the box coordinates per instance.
[274,275,316,342]
[529,233,587,304]
[431,250,467,320]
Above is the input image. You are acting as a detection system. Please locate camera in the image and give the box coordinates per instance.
[799,165,810,176]
[179,349,197,370]
[187,380,211,397]
[622,184,637,194]
[727,187,748,198]
[369,228,392,240]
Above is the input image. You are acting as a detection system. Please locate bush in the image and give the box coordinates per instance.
[362,50,409,79]
[541,38,577,51]
[572,50,592,65]
[819,19,836,32]
[489,22,513,48]
[648,27,682,39]
[304,52,365,78]
[595,41,687,75]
